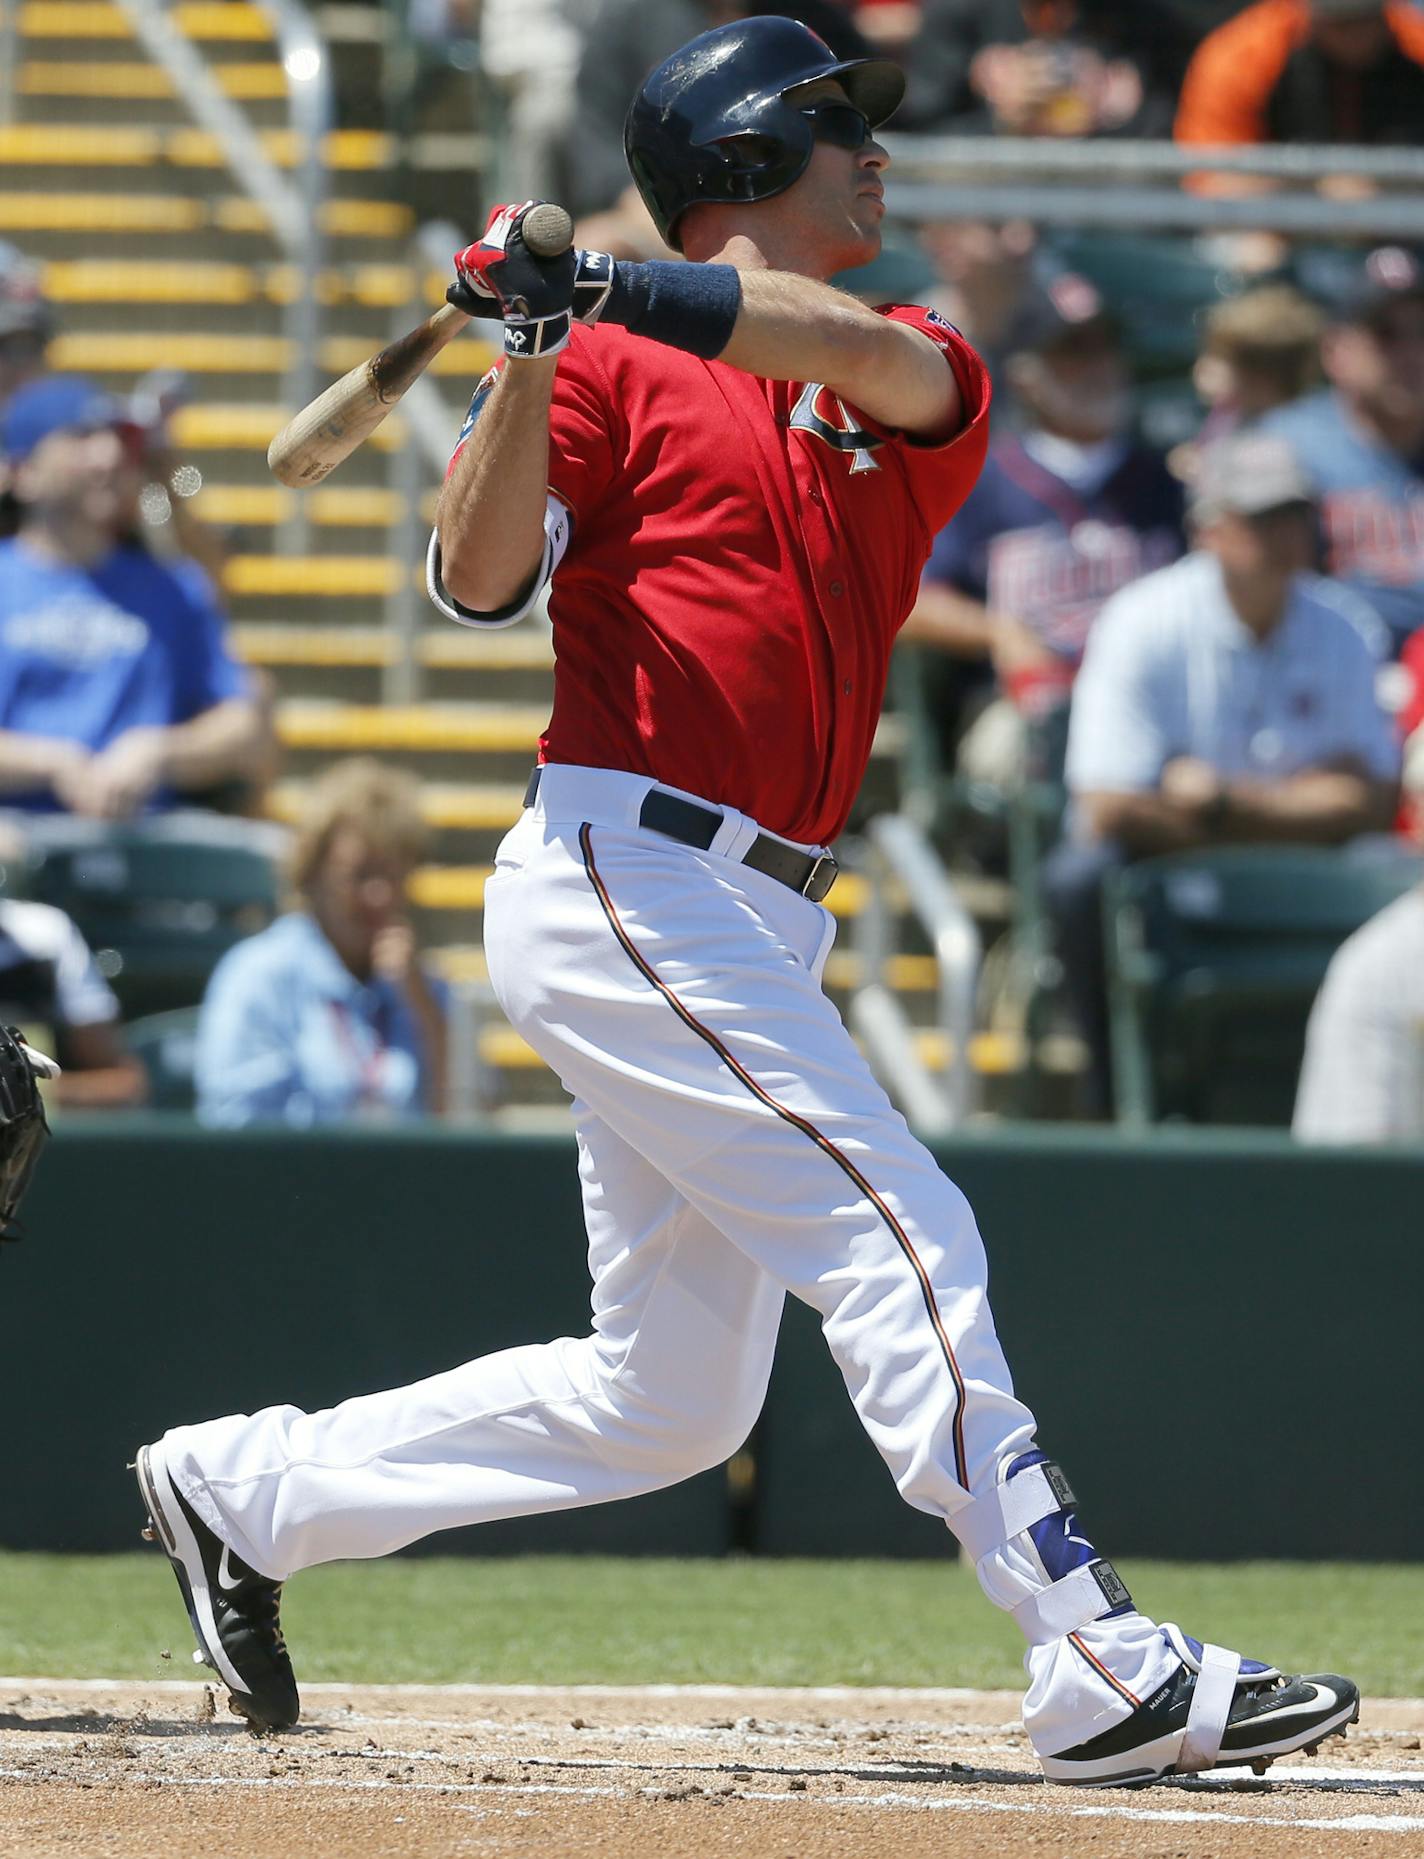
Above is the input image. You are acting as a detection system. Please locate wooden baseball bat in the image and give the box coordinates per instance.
[267,203,575,489]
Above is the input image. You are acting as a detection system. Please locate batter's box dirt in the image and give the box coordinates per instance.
[1,1680,1421,1858]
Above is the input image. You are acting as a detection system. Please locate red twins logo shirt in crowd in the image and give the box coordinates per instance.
[449,306,990,847]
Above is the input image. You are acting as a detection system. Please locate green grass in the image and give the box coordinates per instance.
[1,1554,1420,1695]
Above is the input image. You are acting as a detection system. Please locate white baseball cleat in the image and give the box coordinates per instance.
[1040,1624,1360,1786]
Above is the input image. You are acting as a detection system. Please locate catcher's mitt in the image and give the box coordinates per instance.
[0,1025,58,1246]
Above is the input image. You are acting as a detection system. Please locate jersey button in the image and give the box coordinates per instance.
[809,486,823,505]
[843,678,853,696]
[829,579,844,598]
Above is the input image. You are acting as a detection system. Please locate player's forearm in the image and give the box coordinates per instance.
[435,361,558,613]
[720,270,960,436]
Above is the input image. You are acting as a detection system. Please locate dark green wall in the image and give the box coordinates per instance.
[5,1121,1419,1559]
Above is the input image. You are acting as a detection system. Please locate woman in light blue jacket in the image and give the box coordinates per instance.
[196,758,448,1125]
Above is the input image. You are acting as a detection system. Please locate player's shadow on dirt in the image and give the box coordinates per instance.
[526,1753,1424,1798]
[0,1711,313,1739]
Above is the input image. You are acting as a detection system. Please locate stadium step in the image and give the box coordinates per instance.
[171,401,405,456]
[233,624,551,667]
[20,64,282,97]
[233,622,554,703]
[200,487,419,529]
[0,123,473,174]
[38,259,454,313]
[273,702,555,787]
[48,329,490,385]
[0,193,414,263]
[17,2,275,41]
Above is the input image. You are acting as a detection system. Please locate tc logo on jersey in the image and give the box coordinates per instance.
[789,382,884,475]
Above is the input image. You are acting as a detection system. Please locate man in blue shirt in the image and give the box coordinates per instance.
[1045,433,1399,1115]
[0,376,268,819]
[1265,247,1424,656]
[905,274,1185,784]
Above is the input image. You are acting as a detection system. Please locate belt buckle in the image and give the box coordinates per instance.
[802,852,838,903]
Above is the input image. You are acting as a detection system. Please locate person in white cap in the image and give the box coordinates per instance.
[1044,431,1400,1113]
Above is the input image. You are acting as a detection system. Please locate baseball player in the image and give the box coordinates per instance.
[134,17,1359,1786]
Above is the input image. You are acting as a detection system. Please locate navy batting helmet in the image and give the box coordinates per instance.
[624,17,904,254]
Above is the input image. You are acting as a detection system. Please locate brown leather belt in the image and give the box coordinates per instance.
[523,767,839,904]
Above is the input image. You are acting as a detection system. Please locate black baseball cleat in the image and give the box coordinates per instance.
[1041,1625,1359,1786]
[134,1440,299,1732]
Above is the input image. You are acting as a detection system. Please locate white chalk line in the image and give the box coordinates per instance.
[0,1762,1419,1834]
[0,1676,1065,1705]
[3,1675,1418,1709]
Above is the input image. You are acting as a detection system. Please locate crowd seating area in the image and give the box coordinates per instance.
[1,0,1422,1136]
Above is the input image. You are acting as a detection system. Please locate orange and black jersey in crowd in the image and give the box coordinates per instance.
[1176,0,1424,147]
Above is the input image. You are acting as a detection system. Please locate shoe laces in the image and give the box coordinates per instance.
[229,1574,289,1660]
[259,1582,289,1660]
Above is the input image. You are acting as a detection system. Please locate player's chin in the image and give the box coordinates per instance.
[843,212,884,268]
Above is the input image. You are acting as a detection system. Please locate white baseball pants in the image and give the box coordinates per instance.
[162,764,1177,1754]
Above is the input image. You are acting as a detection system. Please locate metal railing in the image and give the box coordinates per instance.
[377,220,482,704]
[261,0,331,475]
[0,1,17,126]
[881,135,1424,238]
[116,0,330,551]
[850,814,982,1131]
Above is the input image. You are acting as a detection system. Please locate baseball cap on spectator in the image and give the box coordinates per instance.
[1189,434,1317,524]
[1333,246,1424,328]
[1005,272,1120,357]
[0,374,123,462]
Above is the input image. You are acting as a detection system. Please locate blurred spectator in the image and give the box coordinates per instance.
[0,243,52,413]
[915,219,1040,369]
[0,827,145,1109]
[480,0,584,202]
[904,275,1184,786]
[119,368,234,594]
[1192,283,1326,447]
[0,244,233,581]
[903,0,1187,137]
[1263,247,1424,655]
[1293,879,1424,1143]
[0,376,271,823]
[194,759,448,1127]
[1399,619,1424,835]
[1176,1,1424,153]
[1045,433,1400,1112]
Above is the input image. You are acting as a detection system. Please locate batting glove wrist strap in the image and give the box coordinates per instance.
[501,310,572,360]
[449,201,577,359]
[571,250,615,324]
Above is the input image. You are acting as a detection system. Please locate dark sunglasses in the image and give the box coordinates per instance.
[800,100,874,149]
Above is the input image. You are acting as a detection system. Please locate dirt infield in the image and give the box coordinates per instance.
[1,1678,1420,1858]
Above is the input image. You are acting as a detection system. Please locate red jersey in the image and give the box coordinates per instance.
[452,305,990,845]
